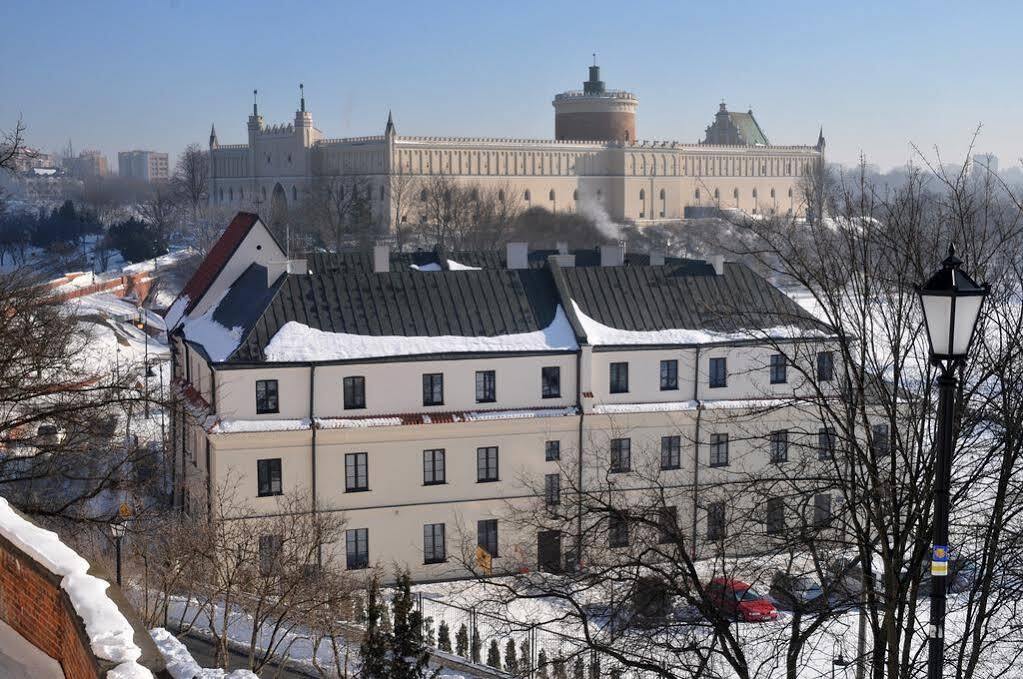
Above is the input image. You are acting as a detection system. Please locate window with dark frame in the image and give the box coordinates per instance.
[709,433,729,467]
[871,423,890,457]
[545,473,561,506]
[769,354,787,384]
[609,362,629,393]
[423,523,446,564]
[818,427,836,460]
[423,449,446,485]
[817,351,835,382]
[610,438,631,473]
[255,379,279,414]
[660,435,681,470]
[660,359,679,391]
[609,513,629,548]
[541,366,561,398]
[658,506,678,544]
[258,534,282,576]
[475,370,496,403]
[343,376,366,410]
[545,440,560,461]
[769,430,789,463]
[345,452,368,492]
[766,498,785,534]
[709,357,727,388]
[707,502,726,541]
[422,373,444,406]
[346,528,368,569]
[257,458,282,496]
[477,446,499,482]
[814,493,832,526]
[477,519,499,557]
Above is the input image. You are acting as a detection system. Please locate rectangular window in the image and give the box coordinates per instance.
[818,427,836,460]
[817,351,835,382]
[609,513,629,548]
[343,376,366,410]
[422,373,444,406]
[545,474,561,506]
[709,433,729,467]
[660,359,679,391]
[541,366,561,399]
[610,438,631,473]
[707,502,726,541]
[257,458,282,497]
[766,498,785,534]
[814,493,832,526]
[660,435,681,470]
[477,446,499,482]
[770,354,787,384]
[423,523,446,564]
[255,379,279,414]
[871,423,890,457]
[770,430,789,463]
[423,449,446,485]
[345,452,368,492]
[346,528,369,569]
[545,440,561,462]
[709,357,727,388]
[477,519,499,557]
[658,506,677,544]
[475,370,496,403]
[609,362,629,394]
[258,534,282,577]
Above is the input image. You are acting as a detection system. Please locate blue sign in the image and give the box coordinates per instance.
[932,545,949,577]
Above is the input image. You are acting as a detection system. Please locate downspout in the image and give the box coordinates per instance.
[206,365,217,522]
[309,364,320,566]
[576,346,585,571]
[690,346,703,558]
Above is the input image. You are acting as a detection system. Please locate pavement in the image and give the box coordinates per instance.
[0,619,65,678]
[178,632,318,678]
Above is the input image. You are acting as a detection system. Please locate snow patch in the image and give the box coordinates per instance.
[446,259,482,271]
[212,418,310,434]
[592,399,795,414]
[263,306,578,362]
[149,628,202,679]
[410,262,442,272]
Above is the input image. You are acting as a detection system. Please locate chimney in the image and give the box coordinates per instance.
[373,244,390,273]
[550,254,576,268]
[600,243,624,267]
[649,250,665,266]
[709,255,726,276]
[507,242,528,270]
[557,241,569,255]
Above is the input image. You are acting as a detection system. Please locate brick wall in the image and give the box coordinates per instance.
[0,533,102,678]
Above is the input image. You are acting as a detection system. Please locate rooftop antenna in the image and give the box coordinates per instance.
[592,52,597,66]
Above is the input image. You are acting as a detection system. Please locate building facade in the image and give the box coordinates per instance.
[207,65,825,231]
[165,213,869,582]
[118,150,170,182]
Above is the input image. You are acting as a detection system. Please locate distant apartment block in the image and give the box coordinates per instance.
[65,150,108,178]
[118,150,170,182]
[973,153,998,176]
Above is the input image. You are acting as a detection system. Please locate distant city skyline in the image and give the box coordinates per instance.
[3,1,1021,172]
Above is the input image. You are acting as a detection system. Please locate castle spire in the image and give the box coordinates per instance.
[385,110,396,137]
[817,126,826,149]
[300,83,305,113]
[253,89,258,117]
[209,123,218,148]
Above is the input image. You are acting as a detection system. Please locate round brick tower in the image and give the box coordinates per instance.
[553,62,638,143]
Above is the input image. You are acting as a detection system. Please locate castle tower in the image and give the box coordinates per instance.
[552,58,638,143]
[294,83,316,147]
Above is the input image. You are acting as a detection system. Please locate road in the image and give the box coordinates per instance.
[178,632,318,678]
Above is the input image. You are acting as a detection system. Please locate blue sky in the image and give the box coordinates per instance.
[2,1,1019,170]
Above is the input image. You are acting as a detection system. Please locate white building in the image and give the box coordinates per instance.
[207,65,825,231]
[165,213,863,582]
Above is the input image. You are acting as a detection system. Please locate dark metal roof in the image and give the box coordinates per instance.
[561,260,824,335]
[229,268,561,362]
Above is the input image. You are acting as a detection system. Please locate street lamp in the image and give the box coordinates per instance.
[917,243,988,679]
[137,308,150,417]
[110,517,127,587]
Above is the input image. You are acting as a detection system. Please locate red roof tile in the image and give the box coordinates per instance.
[166,212,261,321]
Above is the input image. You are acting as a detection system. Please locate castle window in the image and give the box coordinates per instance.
[229,188,233,201]
[639,189,645,200]
[752,188,758,199]
[240,188,244,200]
[625,130,630,141]
[770,188,776,199]
[659,189,665,199]
[573,190,578,201]
[266,154,270,165]
[380,186,385,200]
[262,187,267,200]
[420,189,427,202]
[288,154,292,164]
[218,188,223,202]
[733,188,739,199]
[695,189,701,200]
[498,189,505,202]
[549,190,555,201]
[471,188,479,201]
[292,186,298,201]
[788,188,793,198]
[524,190,531,201]
[714,188,720,200]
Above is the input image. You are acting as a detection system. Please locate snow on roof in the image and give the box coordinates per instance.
[572,300,820,346]
[0,498,152,677]
[163,294,190,331]
[211,418,310,434]
[180,288,244,361]
[591,398,796,415]
[262,305,578,363]
[446,259,482,271]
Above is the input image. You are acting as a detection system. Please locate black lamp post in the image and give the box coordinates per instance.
[917,244,988,679]
[110,517,127,587]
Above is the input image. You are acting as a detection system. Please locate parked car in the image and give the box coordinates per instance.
[917,558,980,595]
[769,572,825,612]
[706,578,778,622]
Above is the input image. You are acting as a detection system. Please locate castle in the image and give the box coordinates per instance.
[207,62,825,231]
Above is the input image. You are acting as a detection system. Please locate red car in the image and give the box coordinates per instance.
[706,578,778,622]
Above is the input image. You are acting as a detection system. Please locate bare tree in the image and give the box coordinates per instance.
[137,182,181,245]
[0,117,30,173]
[299,174,375,250]
[173,144,209,223]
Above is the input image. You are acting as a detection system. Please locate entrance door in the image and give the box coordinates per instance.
[537,531,562,573]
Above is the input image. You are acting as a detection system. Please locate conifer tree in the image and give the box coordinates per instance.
[504,638,519,674]
[537,648,549,679]
[553,655,568,679]
[573,656,584,679]
[388,569,434,679]
[455,623,469,658]
[589,656,601,678]
[471,629,482,663]
[437,620,452,653]
[520,638,531,675]
[487,639,502,669]
[359,575,389,678]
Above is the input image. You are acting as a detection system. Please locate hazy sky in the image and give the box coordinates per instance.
[3,1,1020,171]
